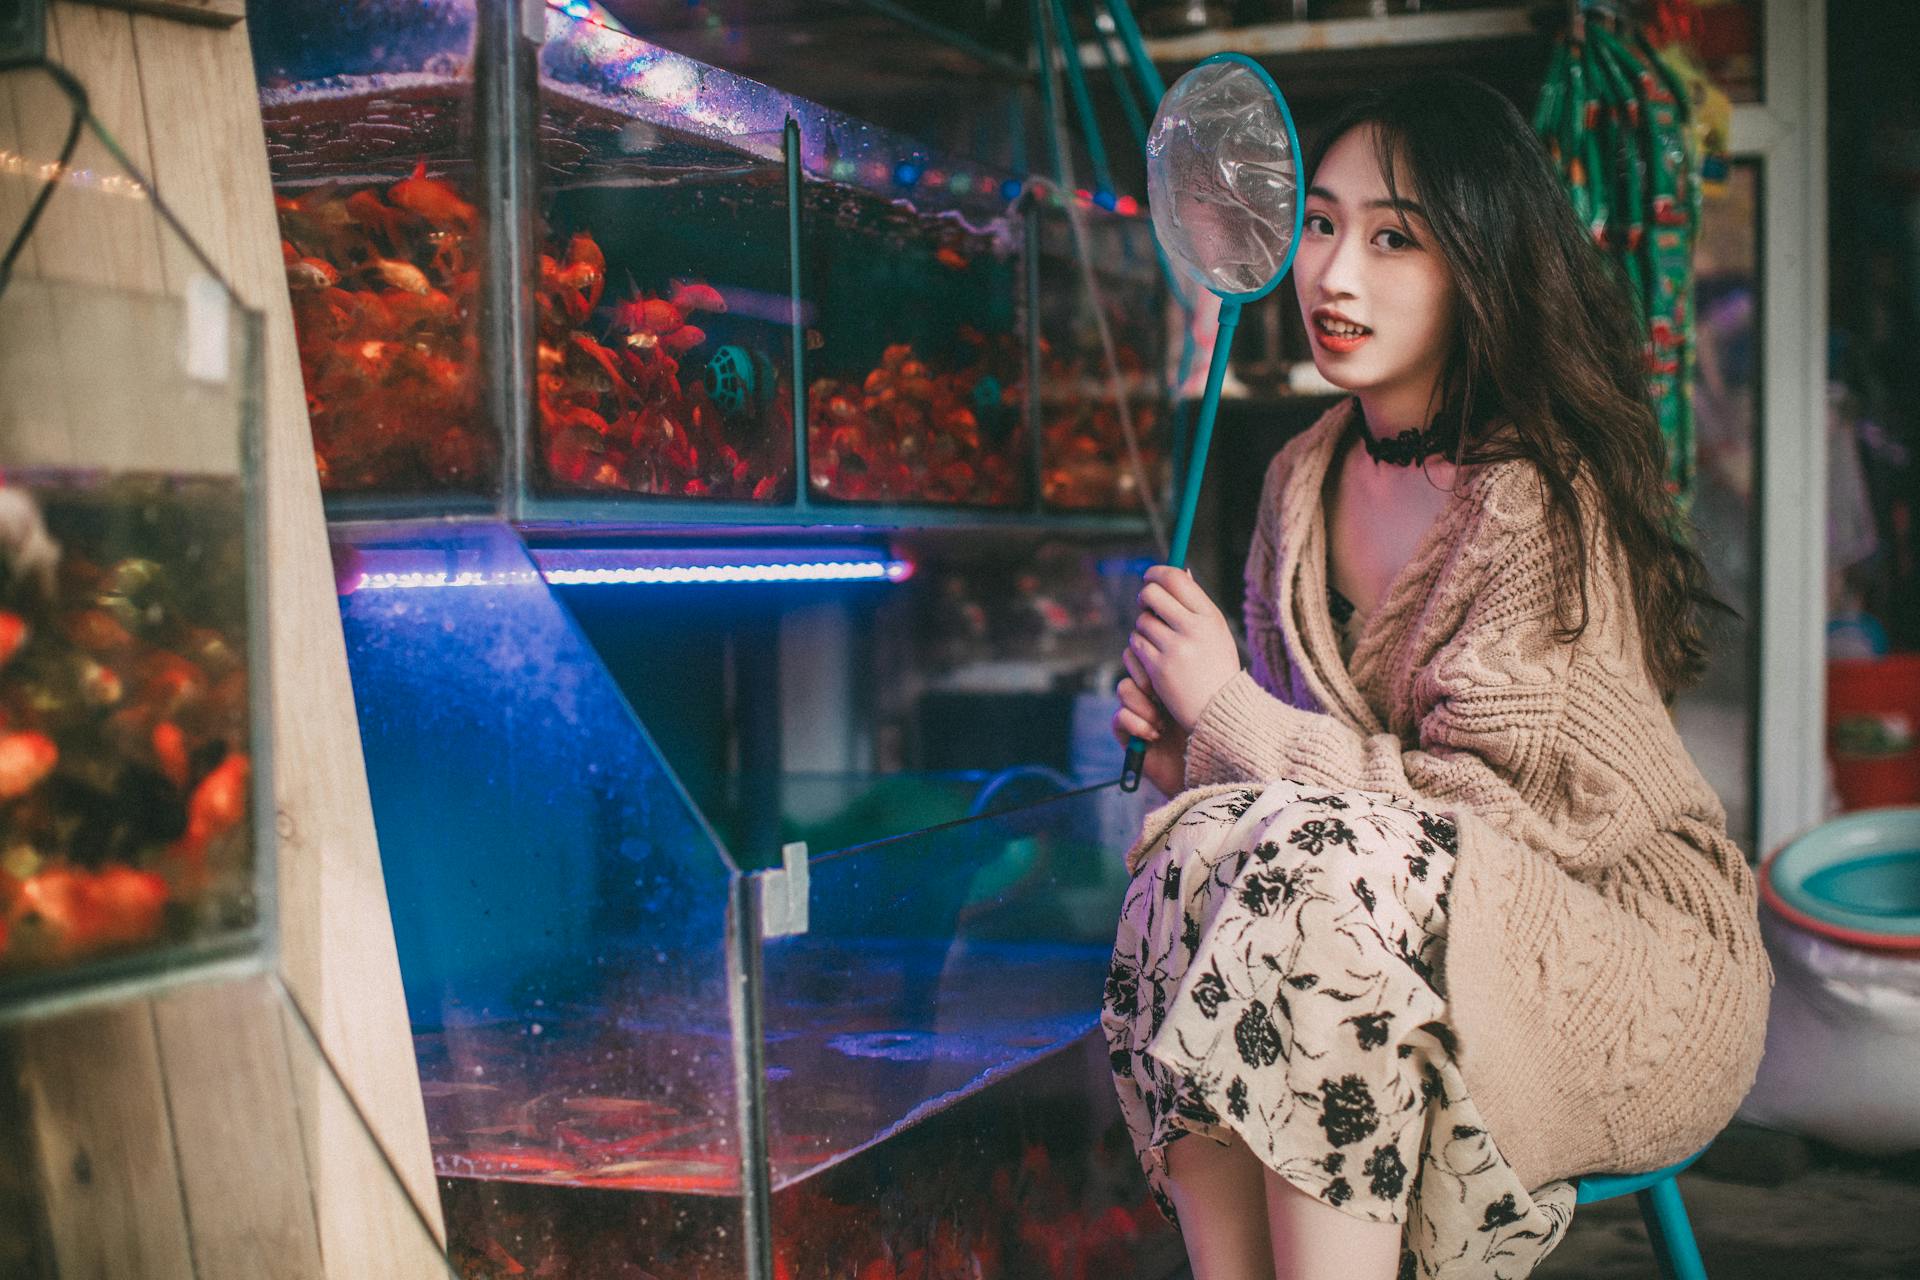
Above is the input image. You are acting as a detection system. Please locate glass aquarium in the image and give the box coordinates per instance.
[0,279,268,1020]
[255,3,1169,530]
[332,521,1180,1277]
[1035,204,1172,516]
[252,0,499,509]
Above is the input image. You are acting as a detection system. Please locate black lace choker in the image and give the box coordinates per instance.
[1356,400,1461,467]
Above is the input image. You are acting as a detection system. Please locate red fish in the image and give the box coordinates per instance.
[660,324,706,353]
[669,280,726,314]
[345,187,415,245]
[388,160,476,230]
[570,334,637,403]
[566,231,605,272]
[0,611,25,667]
[0,731,57,799]
[178,753,249,854]
[89,864,168,947]
[935,246,968,271]
[152,721,190,789]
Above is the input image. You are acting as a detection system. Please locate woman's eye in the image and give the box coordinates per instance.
[1373,227,1415,250]
[1305,213,1333,235]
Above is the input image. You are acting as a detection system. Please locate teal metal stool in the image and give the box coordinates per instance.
[1574,1147,1710,1280]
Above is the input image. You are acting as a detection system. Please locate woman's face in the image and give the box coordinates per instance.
[1293,125,1458,412]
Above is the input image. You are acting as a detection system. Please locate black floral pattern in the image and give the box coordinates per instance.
[1319,1074,1382,1147]
[1192,963,1231,1020]
[1366,1143,1409,1199]
[1102,782,1574,1280]
[1348,1011,1394,1051]
[1289,817,1357,855]
[1234,1000,1286,1068]
[1418,811,1458,853]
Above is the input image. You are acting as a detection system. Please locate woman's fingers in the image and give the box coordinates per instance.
[1117,675,1162,723]
[1145,564,1214,614]
[1136,581,1191,626]
[1134,611,1177,650]
[1114,705,1161,743]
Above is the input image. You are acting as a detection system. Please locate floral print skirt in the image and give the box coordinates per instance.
[1101,782,1576,1279]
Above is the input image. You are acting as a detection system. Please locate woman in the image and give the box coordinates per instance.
[1100,74,1770,1280]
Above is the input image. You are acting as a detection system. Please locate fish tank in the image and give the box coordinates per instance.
[253,0,497,510]
[332,521,1181,1278]
[0,277,270,1021]
[1035,205,1172,516]
[253,1,1170,530]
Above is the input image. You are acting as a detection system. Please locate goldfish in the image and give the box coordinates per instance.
[63,609,133,652]
[180,753,249,852]
[151,722,190,789]
[345,187,414,245]
[566,231,604,272]
[660,324,706,354]
[668,280,726,313]
[87,865,168,947]
[387,160,476,230]
[286,257,338,291]
[935,246,968,270]
[0,731,56,799]
[481,1238,526,1276]
[369,257,431,295]
[0,611,25,667]
[76,657,122,707]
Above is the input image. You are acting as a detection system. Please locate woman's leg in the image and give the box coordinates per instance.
[1263,1169,1404,1280]
[1163,1133,1274,1280]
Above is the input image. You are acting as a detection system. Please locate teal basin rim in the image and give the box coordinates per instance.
[1762,807,1920,950]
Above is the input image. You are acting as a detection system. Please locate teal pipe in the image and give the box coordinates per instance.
[1048,0,1114,199]
[1121,297,1239,790]
[1029,0,1069,182]
[1087,0,1149,149]
[1103,0,1166,103]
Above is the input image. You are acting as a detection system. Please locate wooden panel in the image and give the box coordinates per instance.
[2,4,446,1275]
[6,1004,197,1279]
[152,981,325,1280]
[74,0,247,25]
[121,6,444,1242]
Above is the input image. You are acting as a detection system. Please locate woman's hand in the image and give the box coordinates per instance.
[1127,566,1242,732]
[1113,651,1188,796]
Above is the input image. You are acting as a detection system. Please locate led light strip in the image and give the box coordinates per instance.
[350,557,912,591]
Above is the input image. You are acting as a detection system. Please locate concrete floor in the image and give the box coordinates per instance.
[1535,1133,1920,1280]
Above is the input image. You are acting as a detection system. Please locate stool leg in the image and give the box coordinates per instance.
[1636,1177,1708,1280]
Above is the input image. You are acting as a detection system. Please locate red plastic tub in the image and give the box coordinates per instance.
[1828,654,1920,810]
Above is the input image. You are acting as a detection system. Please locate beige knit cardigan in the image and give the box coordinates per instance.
[1179,398,1771,1192]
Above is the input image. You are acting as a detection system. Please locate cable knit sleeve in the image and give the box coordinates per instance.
[1186,468,1673,878]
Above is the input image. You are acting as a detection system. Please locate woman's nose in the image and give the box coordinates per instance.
[1315,230,1364,299]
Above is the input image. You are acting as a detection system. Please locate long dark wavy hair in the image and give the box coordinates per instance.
[1306,73,1724,695]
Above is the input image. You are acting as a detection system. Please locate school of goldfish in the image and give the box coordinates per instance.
[277,161,1163,514]
[0,486,251,972]
[1038,336,1168,514]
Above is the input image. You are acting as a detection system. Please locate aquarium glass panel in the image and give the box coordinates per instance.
[754,784,1184,1273]
[253,0,499,506]
[1036,205,1171,516]
[334,521,749,1275]
[800,154,1028,511]
[0,279,267,1020]
[534,15,798,506]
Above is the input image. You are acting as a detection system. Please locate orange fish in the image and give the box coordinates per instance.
[77,658,123,707]
[151,721,190,789]
[64,609,134,652]
[566,231,605,272]
[935,246,968,270]
[388,160,476,230]
[669,280,726,313]
[481,1238,526,1276]
[346,187,415,245]
[570,334,636,401]
[0,731,58,800]
[660,324,706,353]
[0,611,25,667]
[89,864,168,947]
[181,753,249,851]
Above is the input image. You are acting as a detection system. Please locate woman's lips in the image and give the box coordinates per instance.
[1313,324,1371,354]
